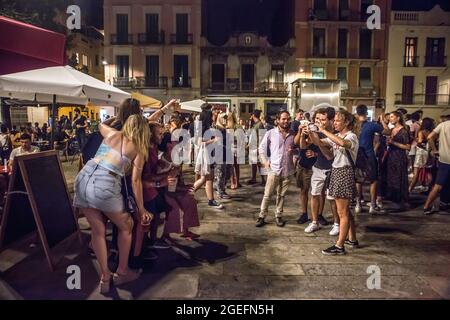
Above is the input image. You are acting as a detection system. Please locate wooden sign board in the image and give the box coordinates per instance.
[0,150,80,271]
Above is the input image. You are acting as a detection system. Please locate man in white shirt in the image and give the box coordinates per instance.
[423,119,450,214]
[256,111,296,228]
[9,133,39,169]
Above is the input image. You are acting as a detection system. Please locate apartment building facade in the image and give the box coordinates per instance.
[103,0,201,103]
[295,0,390,116]
[200,0,296,121]
[385,4,450,119]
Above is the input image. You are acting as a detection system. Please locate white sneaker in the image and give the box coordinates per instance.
[376,199,383,209]
[304,222,320,233]
[329,223,340,236]
[369,205,385,214]
[355,204,362,214]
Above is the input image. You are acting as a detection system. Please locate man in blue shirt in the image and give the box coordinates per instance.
[355,104,390,214]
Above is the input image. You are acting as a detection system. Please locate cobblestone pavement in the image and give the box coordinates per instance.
[1,159,449,299]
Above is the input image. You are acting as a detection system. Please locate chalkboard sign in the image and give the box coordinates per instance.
[0,150,80,271]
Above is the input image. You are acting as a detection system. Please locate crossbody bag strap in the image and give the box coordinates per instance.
[120,135,130,197]
[341,132,356,168]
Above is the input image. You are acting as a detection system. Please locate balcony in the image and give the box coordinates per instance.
[404,55,419,67]
[395,94,450,106]
[256,81,289,94]
[424,56,447,67]
[206,80,289,96]
[138,31,165,45]
[172,76,192,88]
[170,33,193,45]
[135,76,168,88]
[110,34,133,45]
[341,87,379,98]
[113,77,133,87]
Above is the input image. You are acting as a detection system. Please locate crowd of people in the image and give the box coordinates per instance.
[69,96,450,294]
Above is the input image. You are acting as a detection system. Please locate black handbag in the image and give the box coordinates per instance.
[120,136,139,218]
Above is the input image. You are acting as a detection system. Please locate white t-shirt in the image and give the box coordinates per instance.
[9,146,39,161]
[433,121,450,165]
[325,131,359,168]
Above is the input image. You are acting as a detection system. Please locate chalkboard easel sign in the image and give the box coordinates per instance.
[0,150,81,271]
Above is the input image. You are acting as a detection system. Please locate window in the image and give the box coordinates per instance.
[116,14,128,43]
[312,67,325,79]
[425,38,446,66]
[176,13,189,43]
[173,55,189,87]
[82,55,88,67]
[95,54,99,66]
[404,38,418,67]
[116,55,129,78]
[146,14,159,36]
[338,29,348,58]
[241,64,255,91]
[313,28,326,57]
[359,29,372,59]
[359,67,372,87]
[402,76,414,104]
[361,0,373,20]
[271,65,284,83]
[146,56,159,87]
[337,66,347,89]
[314,0,328,20]
[425,76,437,105]
[211,64,225,90]
[339,0,350,20]
[75,52,80,64]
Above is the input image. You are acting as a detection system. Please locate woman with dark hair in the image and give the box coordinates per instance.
[193,106,224,209]
[158,116,200,241]
[409,117,435,193]
[386,111,411,210]
[0,124,12,164]
[315,110,360,255]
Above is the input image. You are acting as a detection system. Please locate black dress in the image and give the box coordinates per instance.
[386,128,409,204]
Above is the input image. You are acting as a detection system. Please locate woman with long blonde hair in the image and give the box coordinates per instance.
[74,113,152,294]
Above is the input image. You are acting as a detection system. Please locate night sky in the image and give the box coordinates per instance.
[75,0,449,32]
[202,0,294,46]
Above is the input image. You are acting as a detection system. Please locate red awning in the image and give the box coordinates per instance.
[0,16,66,75]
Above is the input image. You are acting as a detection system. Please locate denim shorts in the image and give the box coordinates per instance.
[73,160,124,213]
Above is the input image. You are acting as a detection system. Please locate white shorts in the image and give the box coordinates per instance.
[310,166,330,196]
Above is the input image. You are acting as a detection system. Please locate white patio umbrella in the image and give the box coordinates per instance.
[180,99,206,113]
[0,65,130,105]
[0,65,130,146]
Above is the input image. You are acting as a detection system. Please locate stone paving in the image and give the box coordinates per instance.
[0,159,449,299]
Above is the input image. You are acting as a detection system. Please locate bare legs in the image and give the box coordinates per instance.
[83,208,135,281]
[335,198,356,247]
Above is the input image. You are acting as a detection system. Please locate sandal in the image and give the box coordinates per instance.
[112,269,142,286]
[181,231,200,239]
[99,274,112,294]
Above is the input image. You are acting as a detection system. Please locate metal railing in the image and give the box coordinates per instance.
[404,55,419,67]
[137,31,165,44]
[207,81,289,95]
[394,94,450,106]
[135,76,168,88]
[113,77,133,87]
[110,34,133,45]
[172,76,192,88]
[424,56,447,67]
[170,33,193,45]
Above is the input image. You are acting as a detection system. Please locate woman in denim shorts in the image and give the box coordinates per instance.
[74,114,152,294]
